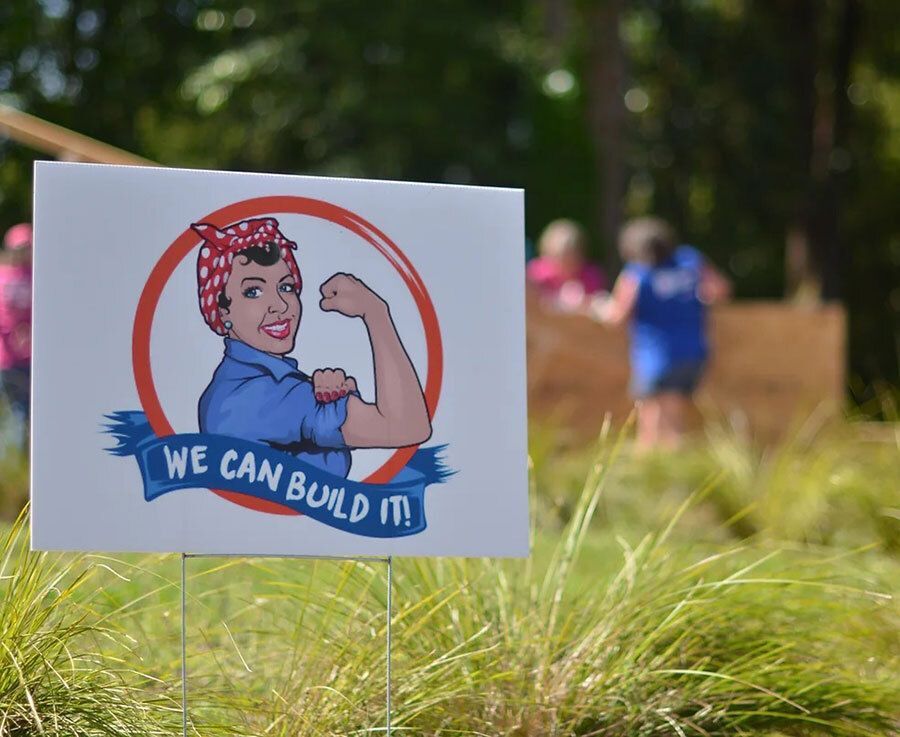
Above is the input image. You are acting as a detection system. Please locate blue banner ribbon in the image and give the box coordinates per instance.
[104,411,451,538]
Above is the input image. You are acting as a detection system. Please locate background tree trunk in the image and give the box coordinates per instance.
[785,0,861,302]
[815,0,861,301]
[542,0,571,62]
[784,0,820,301]
[585,0,627,276]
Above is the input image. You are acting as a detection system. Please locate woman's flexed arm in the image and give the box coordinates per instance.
[318,273,431,449]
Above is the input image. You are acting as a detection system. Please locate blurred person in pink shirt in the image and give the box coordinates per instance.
[527,219,608,313]
[0,223,32,449]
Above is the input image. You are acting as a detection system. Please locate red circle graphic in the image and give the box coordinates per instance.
[132,196,443,515]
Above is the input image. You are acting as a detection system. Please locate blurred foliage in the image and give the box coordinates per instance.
[0,442,28,520]
[531,413,900,555]
[0,0,897,390]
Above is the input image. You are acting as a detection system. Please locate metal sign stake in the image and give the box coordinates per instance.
[386,555,393,736]
[181,553,188,737]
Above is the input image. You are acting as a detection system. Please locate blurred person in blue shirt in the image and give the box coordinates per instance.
[597,217,731,450]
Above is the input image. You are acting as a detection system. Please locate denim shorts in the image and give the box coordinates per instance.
[631,360,706,398]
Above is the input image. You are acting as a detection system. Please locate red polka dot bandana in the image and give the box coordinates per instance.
[191,217,302,335]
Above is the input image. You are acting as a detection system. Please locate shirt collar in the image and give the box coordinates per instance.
[224,338,301,382]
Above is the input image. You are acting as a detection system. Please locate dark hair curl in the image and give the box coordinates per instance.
[217,241,284,311]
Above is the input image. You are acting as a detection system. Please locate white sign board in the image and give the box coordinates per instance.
[31,162,528,557]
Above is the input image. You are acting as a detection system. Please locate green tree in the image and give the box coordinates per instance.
[1,0,897,392]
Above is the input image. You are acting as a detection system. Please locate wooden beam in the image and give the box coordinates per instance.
[0,104,156,166]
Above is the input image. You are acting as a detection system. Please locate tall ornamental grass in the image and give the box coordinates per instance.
[0,418,896,735]
[0,511,175,735]
[533,412,900,552]
[172,429,898,735]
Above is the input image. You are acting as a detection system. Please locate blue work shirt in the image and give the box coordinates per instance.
[623,245,708,382]
[198,338,352,477]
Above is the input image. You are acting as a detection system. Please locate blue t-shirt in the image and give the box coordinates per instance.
[198,339,352,477]
[623,245,708,382]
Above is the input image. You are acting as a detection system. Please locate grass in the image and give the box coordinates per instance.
[0,412,898,735]
[0,511,178,735]
[531,412,900,554]
[0,443,27,524]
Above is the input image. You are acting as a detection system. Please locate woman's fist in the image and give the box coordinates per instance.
[319,273,386,319]
[312,367,358,403]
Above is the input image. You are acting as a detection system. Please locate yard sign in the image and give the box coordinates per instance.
[30,162,527,557]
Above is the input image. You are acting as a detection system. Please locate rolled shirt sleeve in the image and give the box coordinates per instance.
[299,386,351,448]
[201,374,349,449]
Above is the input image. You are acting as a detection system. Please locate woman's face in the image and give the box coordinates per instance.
[542,235,584,279]
[220,254,301,355]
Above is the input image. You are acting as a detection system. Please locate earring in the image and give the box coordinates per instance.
[223,320,233,330]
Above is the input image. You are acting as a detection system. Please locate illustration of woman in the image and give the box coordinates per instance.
[192,217,432,478]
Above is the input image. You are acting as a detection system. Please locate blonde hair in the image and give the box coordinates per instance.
[618,217,676,266]
[538,219,588,261]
